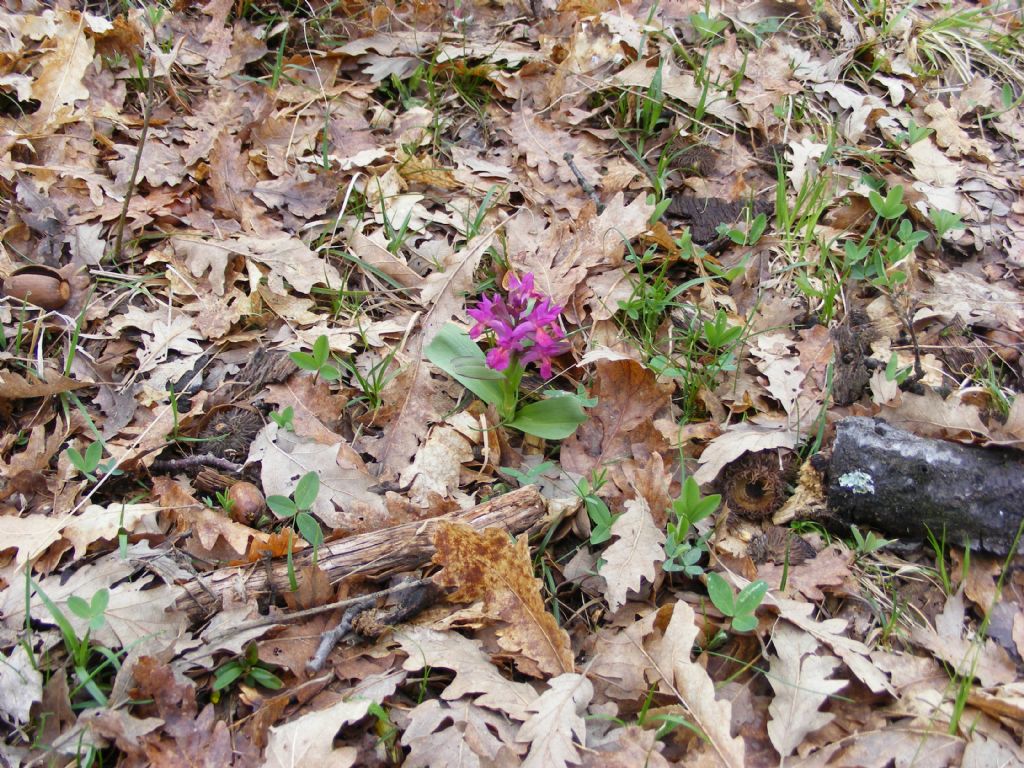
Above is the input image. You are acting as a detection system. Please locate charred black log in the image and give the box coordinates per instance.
[827,417,1024,556]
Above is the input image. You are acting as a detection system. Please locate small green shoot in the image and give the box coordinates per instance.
[33,581,117,708]
[690,8,730,41]
[929,208,965,240]
[213,642,283,693]
[267,471,325,568]
[884,353,913,385]
[66,441,122,484]
[67,589,110,634]
[663,478,721,576]
[869,185,907,220]
[706,573,768,633]
[716,211,768,246]
[577,473,617,546]
[340,345,399,413]
[501,461,555,486]
[205,488,235,516]
[368,701,401,761]
[924,526,955,595]
[66,441,102,482]
[849,525,895,560]
[290,335,341,382]
[702,309,744,350]
[895,119,933,145]
[269,406,295,430]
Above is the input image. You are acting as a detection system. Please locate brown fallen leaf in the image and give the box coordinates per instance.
[132,656,258,767]
[517,673,594,768]
[561,359,673,477]
[263,375,350,445]
[588,605,671,702]
[601,497,665,613]
[790,728,963,767]
[646,600,746,768]
[262,697,371,768]
[756,545,853,602]
[693,419,800,486]
[0,366,89,400]
[433,522,574,678]
[581,725,671,767]
[399,626,538,720]
[0,423,67,502]
[766,621,848,758]
[402,697,524,767]
[152,475,268,560]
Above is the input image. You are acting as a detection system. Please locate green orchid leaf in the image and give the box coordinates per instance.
[507,396,587,440]
[425,324,505,407]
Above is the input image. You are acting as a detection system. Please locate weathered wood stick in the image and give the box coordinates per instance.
[174,485,547,622]
[827,418,1024,556]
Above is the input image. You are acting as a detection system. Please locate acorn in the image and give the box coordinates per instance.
[228,482,266,526]
[1,266,71,310]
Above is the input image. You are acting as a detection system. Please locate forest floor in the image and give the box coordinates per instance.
[1,0,1024,765]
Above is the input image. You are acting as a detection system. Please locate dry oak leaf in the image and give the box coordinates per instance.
[589,604,671,701]
[402,698,525,768]
[766,621,848,759]
[237,233,343,295]
[622,451,673,528]
[0,366,88,400]
[517,673,594,768]
[249,424,389,532]
[905,137,962,186]
[514,105,602,185]
[909,623,1017,689]
[966,683,1024,726]
[262,698,371,768]
[151,475,267,560]
[130,656,259,767]
[398,417,476,507]
[264,376,350,445]
[0,512,73,571]
[561,359,672,477]
[878,388,1007,447]
[2,551,186,650]
[612,60,742,124]
[923,102,995,160]
[62,502,163,559]
[20,8,94,131]
[348,229,423,289]
[756,545,854,602]
[581,725,671,767]
[789,728,963,768]
[507,193,653,317]
[0,645,42,726]
[398,626,538,720]
[772,597,894,696]
[0,423,68,509]
[692,419,799,486]
[602,497,665,613]
[646,600,746,768]
[433,522,574,678]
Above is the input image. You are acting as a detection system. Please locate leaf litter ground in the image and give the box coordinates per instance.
[1,0,1023,765]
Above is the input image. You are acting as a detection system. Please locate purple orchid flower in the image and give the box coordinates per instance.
[468,272,569,377]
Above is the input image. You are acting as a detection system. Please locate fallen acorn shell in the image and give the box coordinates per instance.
[1,266,71,310]
[228,481,266,526]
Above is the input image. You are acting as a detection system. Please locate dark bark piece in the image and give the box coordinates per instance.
[830,310,876,406]
[666,196,773,245]
[174,485,547,622]
[827,417,1024,556]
